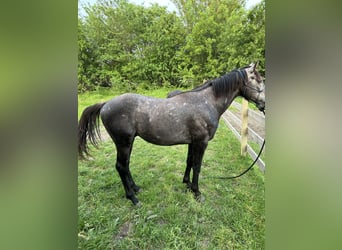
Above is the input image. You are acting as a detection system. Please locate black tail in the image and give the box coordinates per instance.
[78,102,106,158]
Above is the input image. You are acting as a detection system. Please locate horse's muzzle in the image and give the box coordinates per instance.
[257,103,265,113]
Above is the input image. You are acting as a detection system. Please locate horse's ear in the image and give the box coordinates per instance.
[248,62,258,71]
[253,61,259,71]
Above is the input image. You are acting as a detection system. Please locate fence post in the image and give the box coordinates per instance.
[240,98,249,156]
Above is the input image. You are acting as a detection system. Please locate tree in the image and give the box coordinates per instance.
[174,0,252,84]
[78,0,187,90]
[78,0,265,91]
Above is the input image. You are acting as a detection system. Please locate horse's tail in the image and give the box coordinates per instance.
[78,102,106,158]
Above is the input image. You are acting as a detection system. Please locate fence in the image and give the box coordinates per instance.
[221,100,265,172]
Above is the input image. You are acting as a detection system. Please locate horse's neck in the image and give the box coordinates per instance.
[205,87,240,116]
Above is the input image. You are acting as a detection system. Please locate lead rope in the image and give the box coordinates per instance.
[205,110,265,180]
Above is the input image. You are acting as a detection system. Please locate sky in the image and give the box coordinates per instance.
[79,0,262,16]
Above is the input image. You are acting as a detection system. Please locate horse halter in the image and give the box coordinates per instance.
[238,69,264,103]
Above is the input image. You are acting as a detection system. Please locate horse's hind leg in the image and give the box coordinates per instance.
[115,136,140,205]
[126,144,141,194]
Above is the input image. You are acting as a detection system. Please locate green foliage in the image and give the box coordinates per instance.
[78,0,265,91]
[78,88,265,249]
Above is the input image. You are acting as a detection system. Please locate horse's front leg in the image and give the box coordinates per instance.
[183,143,193,188]
[191,141,208,199]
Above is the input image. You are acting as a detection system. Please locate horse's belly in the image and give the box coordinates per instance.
[139,135,190,146]
[137,123,191,146]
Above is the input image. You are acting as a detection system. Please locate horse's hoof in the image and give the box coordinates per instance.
[195,194,205,203]
[193,191,205,203]
[134,201,142,207]
[130,196,140,206]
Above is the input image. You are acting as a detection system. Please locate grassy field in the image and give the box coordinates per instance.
[78,87,265,249]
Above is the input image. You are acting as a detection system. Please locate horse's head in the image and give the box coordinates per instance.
[241,62,265,112]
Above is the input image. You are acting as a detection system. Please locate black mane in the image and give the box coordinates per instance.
[210,69,247,98]
[167,67,247,98]
[188,68,247,97]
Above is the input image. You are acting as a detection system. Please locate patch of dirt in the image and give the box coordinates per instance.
[113,221,134,241]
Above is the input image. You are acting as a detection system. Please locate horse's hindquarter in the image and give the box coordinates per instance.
[100,93,139,138]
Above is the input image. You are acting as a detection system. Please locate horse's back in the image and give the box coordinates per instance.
[99,92,218,146]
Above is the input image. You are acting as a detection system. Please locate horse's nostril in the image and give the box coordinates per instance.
[257,102,265,110]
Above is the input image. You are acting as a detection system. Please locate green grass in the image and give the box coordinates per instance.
[78,88,265,249]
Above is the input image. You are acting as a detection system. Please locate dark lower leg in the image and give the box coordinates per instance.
[183,144,193,187]
[190,141,207,198]
[125,140,140,193]
[116,162,139,205]
[191,167,201,197]
[127,171,141,193]
[115,139,139,205]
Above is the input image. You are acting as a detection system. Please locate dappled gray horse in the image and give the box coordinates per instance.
[78,62,265,205]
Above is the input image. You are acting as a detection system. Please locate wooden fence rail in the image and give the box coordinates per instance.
[222,100,265,172]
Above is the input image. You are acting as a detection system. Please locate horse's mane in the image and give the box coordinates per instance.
[209,69,247,98]
[185,68,247,98]
[167,66,249,98]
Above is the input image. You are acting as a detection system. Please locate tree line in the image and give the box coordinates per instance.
[78,0,265,92]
